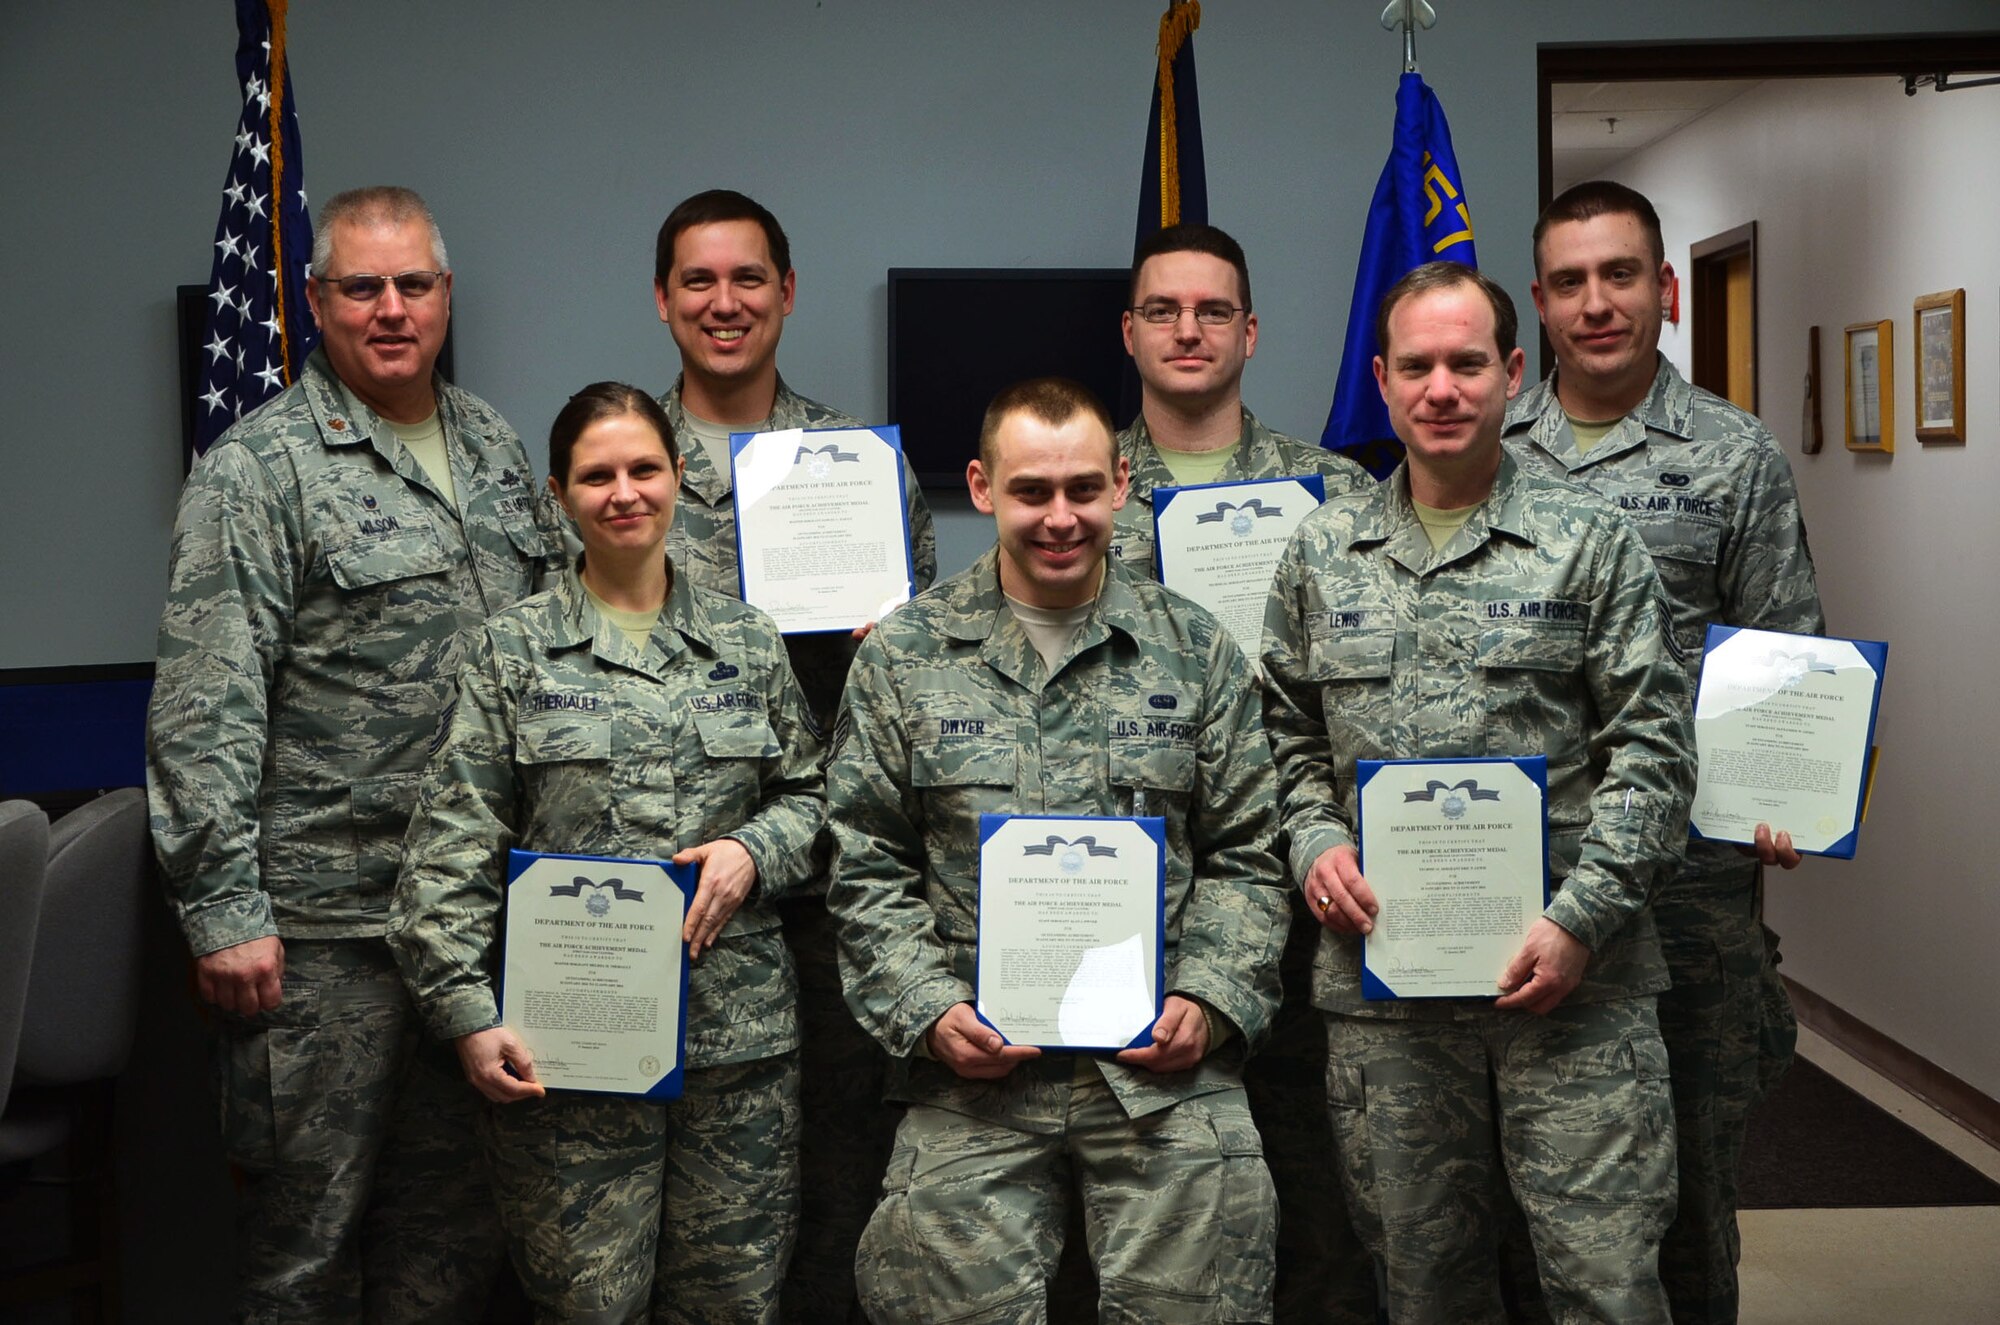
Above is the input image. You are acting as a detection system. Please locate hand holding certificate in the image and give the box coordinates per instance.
[1690,626,1887,858]
[1357,757,1549,1000]
[975,814,1166,1050]
[1153,475,1326,658]
[732,425,915,634]
[501,850,694,1098]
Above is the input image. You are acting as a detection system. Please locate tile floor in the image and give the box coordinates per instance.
[1738,1025,2000,1324]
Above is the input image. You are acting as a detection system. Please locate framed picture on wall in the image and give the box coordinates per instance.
[1844,319,1893,453]
[1913,288,1965,443]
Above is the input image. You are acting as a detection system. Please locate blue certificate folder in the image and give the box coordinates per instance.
[1149,473,1328,580]
[728,424,916,636]
[503,849,697,1099]
[974,814,1167,1052]
[1688,626,1888,861]
[1355,756,1549,1001]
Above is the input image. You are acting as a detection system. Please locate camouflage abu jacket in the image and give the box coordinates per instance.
[1260,452,1696,1016]
[657,375,938,729]
[1503,356,1824,673]
[1504,355,1825,883]
[147,347,564,956]
[386,560,825,1067]
[828,550,1288,1130]
[1111,407,1375,578]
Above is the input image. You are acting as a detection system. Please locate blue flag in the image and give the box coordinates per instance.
[1321,71,1477,478]
[195,0,317,457]
[1121,2,1208,426]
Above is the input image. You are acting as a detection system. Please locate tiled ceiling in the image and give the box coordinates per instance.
[1551,80,1762,192]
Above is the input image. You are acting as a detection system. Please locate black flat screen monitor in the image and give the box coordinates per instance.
[887,268,1135,491]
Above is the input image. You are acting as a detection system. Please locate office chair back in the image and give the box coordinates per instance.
[0,799,51,1119]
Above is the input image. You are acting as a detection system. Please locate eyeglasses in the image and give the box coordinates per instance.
[1131,301,1246,326]
[321,270,447,302]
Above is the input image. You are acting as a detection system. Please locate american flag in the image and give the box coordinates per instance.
[195,0,316,456]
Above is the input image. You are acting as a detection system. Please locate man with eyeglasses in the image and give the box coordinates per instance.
[148,185,562,1322]
[1115,227,1378,1323]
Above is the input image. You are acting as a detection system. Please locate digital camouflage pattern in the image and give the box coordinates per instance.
[481,1052,801,1323]
[387,560,822,1321]
[1261,451,1696,1018]
[1109,407,1374,576]
[387,561,824,1060]
[656,377,928,1322]
[1261,453,1695,1322]
[147,345,561,1320]
[211,939,505,1324]
[149,345,565,953]
[1505,356,1826,1323]
[656,375,937,730]
[1112,404,1378,1325]
[828,549,1287,1319]
[1325,999,1677,1324]
[857,1080,1275,1325]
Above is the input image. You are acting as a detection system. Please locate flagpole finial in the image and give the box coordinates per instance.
[1379,0,1436,74]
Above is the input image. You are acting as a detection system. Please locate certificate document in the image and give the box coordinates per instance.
[1357,757,1548,1000]
[975,814,1166,1050]
[1690,626,1887,859]
[732,425,915,635]
[502,850,695,1097]
[1152,475,1326,657]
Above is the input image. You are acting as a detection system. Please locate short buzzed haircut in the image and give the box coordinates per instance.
[1533,180,1666,273]
[310,186,449,276]
[655,189,792,288]
[977,377,1117,470]
[1375,261,1519,360]
[1130,222,1253,311]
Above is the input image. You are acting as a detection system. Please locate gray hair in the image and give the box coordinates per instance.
[309,186,450,277]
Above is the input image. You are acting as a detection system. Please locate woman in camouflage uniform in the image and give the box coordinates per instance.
[389,382,826,1323]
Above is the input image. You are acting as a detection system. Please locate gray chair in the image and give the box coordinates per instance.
[0,787,150,1320]
[0,799,51,1131]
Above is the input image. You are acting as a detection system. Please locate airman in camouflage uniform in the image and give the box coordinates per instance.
[147,187,562,1322]
[388,553,825,1321]
[830,378,1287,1324]
[1109,223,1378,1325]
[1504,180,1825,1325]
[651,189,936,1322]
[1262,263,1695,1325]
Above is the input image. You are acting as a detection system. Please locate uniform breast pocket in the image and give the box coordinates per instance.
[910,738,1017,843]
[515,712,613,813]
[1633,513,1723,639]
[1477,625,1586,767]
[1305,629,1394,753]
[690,708,782,833]
[326,531,459,672]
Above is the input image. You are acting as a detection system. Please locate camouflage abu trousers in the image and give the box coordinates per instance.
[482,1050,801,1323]
[208,937,505,1324]
[779,894,895,1325]
[1653,874,1794,1325]
[857,1078,1277,1324]
[1243,896,1381,1325]
[1324,998,1677,1325]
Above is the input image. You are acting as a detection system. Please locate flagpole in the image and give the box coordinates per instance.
[267,0,294,385]
[1379,0,1435,74]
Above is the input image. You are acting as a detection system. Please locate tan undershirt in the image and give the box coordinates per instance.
[1155,439,1240,488]
[585,583,662,652]
[1412,498,1479,552]
[1005,593,1096,673]
[683,409,772,480]
[1564,410,1621,458]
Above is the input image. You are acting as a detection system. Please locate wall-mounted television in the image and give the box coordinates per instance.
[887,268,1136,492]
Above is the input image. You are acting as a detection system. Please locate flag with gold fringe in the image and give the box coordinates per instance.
[195,0,316,456]
[1320,71,1477,477]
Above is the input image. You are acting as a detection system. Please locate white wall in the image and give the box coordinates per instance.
[1605,77,2000,1099]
